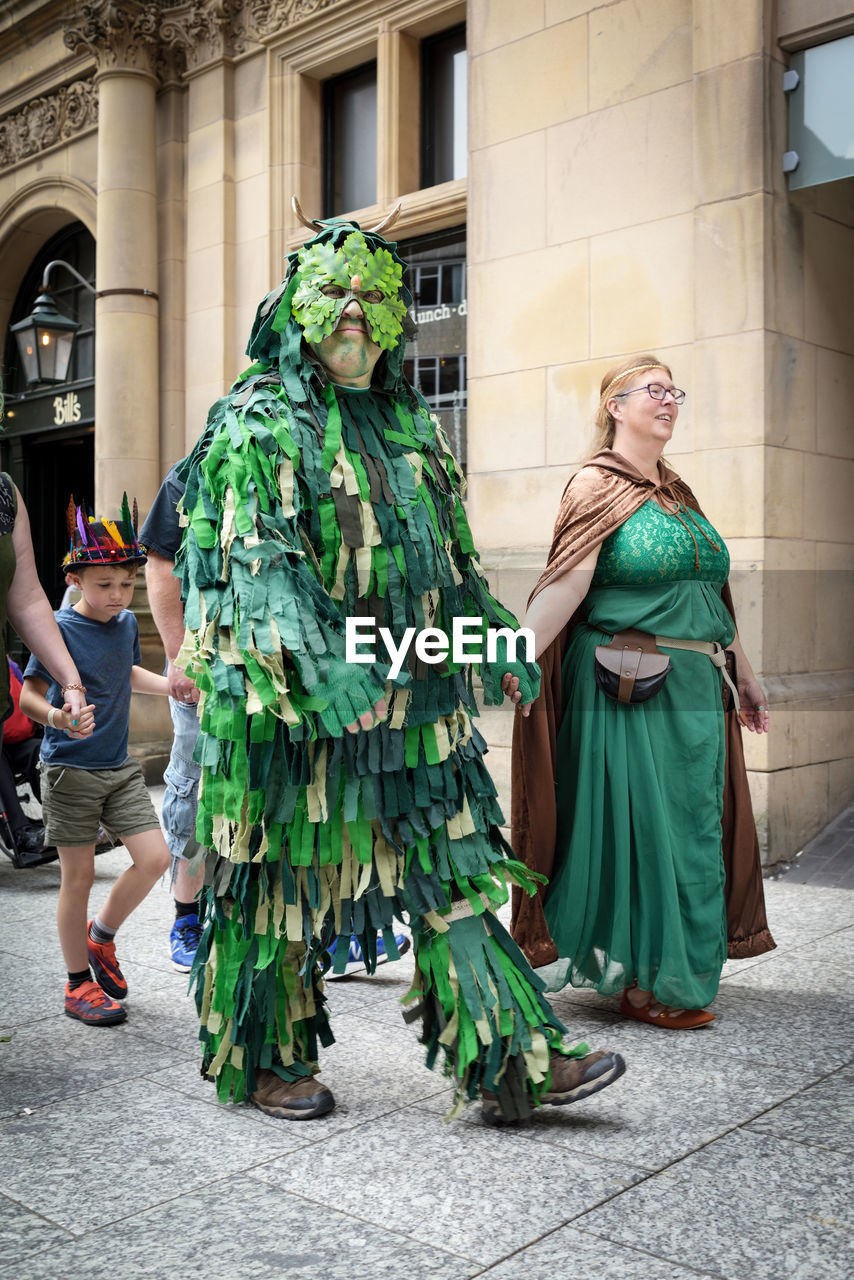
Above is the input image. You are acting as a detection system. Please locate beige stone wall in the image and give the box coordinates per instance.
[153,52,270,467]
[468,0,696,552]
[180,52,271,455]
[756,3,854,853]
[2,0,853,847]
[183,62,237,452]
[466,0,854,863]
[232,54,270,381]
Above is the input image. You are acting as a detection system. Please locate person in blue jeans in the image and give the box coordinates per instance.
[162,696,203,971]
[141,471,206,973]
[141,468,408,975]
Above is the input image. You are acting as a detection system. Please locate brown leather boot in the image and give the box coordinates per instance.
[250,1068,335,1120]
[543,1048,626,1103]
[482,1048,626,1125]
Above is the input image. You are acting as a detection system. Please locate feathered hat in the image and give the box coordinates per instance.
[62,493,147,571]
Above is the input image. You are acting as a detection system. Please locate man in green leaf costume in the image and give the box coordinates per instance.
[175,208,626,1123]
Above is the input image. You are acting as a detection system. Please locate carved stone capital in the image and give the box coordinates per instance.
[61,0,347,84]
[245,0,339,41]
[0,76,99,172]
[158,0,247,74]
[64,1,161,77]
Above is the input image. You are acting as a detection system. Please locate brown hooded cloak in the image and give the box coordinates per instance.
[510,449,775,968]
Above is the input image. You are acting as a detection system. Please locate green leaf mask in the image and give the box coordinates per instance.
[291,231,407,351]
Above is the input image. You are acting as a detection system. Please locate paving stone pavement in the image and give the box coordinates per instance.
[1,793,852,1280]
[770,800,854,889]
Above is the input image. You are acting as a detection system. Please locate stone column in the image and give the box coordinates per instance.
[160,0,247,453]
[377,28,420,206]
[159,1,243,451]
[183,59,237,448]
[63,2,167,768]
[155,80,187,470]
[65,0,161,518]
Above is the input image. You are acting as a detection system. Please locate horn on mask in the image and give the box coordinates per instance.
[292,194,403,238]
[367,202,402,234]
[291,195,324,232]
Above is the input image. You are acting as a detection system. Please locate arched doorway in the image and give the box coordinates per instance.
[2,221,95,608]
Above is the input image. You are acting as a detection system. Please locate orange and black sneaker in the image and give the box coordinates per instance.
[64,979,127,1026]
[87,920,128,1000]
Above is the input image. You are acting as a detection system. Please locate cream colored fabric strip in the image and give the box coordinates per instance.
[655,634,740,713]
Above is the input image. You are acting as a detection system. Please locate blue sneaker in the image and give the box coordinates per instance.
[327,931,410,979]
[170,914,202,973]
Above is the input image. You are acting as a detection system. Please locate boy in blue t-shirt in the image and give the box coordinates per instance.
[21,500,171,1027]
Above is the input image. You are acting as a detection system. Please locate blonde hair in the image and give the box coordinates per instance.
[592,354,673,452]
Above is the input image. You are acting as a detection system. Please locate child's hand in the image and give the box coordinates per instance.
[64,701,95,738]
[63,686,89,723]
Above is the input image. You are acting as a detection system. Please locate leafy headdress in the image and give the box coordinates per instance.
[244,200,417,403]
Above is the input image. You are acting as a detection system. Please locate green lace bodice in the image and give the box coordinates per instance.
[593,498,729,587]
[585,499,734,646]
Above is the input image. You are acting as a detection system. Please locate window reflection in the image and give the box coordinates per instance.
[323,61,378,215]
[787,35,854,190]
[402,228,467,467]
[422,25,467,188]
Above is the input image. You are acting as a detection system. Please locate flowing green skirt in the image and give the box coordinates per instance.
[542,575,734,1008]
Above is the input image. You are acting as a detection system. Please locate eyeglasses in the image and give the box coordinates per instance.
[614,382,686,405]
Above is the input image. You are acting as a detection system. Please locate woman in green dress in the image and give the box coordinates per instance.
[515,355,770,1028]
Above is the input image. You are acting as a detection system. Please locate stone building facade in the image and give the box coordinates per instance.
[0,0,851,862]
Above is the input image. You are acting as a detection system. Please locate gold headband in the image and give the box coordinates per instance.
[601,363,662,402]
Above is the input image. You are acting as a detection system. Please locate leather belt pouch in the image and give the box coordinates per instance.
[594,628,673,705]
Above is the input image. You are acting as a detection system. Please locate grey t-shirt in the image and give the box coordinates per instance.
[139,463,185,561]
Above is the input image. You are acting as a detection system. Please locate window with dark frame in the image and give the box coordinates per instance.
[401,227,467,467]
[323,60,378,217]
[421,23,467,189]
[404,354,467,407]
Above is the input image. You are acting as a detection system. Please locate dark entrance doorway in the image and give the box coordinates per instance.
[20,427,96,608]
[2,220,96,622]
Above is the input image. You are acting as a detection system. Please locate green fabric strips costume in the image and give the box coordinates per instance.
[175,217,583,1120]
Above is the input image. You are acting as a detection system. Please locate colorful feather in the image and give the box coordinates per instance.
[120,492,133,543]
[101,518,126,549]
[63,494,144,567]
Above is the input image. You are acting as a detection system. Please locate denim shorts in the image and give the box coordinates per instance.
[40,758,160,848]
[162,696,202,866]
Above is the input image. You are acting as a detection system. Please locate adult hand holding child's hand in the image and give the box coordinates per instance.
[64,700,95,738]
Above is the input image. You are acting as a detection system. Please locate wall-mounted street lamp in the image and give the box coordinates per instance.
[10,259,94,386]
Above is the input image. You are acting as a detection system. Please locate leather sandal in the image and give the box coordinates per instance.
[620,990,715,1030]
